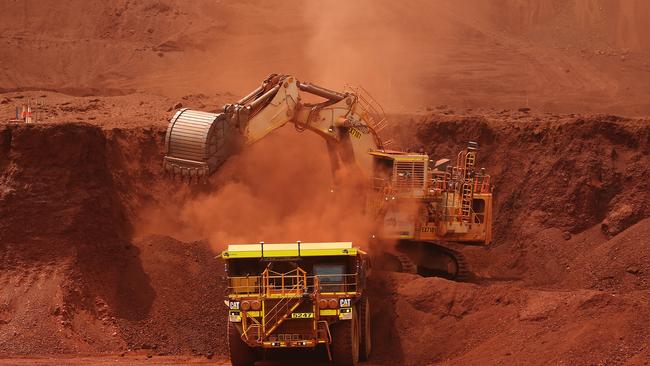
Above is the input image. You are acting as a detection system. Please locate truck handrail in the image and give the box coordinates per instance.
[227,272,360,296]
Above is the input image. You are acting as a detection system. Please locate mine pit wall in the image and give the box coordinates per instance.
[0,122,226,355]
[411,115,650,286]
[1,115,649,358]
[0,123,148,353]
[0,124,131,257]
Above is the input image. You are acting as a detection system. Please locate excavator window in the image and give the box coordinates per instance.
[472,198,486,223]
[373,157,394,190]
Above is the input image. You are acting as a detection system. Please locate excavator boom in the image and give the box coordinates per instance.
[163,74,386,181]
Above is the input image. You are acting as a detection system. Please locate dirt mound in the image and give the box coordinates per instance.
[376,272,650,365]
[564,218,650,292]
[115,235,227,356]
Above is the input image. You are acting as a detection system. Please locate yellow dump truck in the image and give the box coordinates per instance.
[221,241,372,366]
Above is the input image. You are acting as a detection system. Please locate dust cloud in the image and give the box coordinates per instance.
[300,0,450,110]
[137,125,375,251]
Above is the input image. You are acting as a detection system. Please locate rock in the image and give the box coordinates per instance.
[562,231,571,240]
[602,204,639,236]
[518,107,531,113]
[626,266,640,275]
[173,102,183,110]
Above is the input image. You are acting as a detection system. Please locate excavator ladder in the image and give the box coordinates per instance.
[459,142,478,223]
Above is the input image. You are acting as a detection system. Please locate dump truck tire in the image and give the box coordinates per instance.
[359,296,372,361]
[331,306,360,366]
[228,322,257,366]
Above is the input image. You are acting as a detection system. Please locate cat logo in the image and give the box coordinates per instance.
[339,298,352,308]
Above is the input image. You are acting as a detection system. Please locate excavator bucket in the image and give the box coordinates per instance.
[163,108,242,180]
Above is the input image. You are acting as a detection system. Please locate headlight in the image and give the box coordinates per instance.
[318,299,328,309]
[251,300,261,310]
[241,301,251,311]
[328,299,338,309]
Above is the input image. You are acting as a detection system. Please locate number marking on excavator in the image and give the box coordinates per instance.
[291,312,314,319]
[349,127,362,139]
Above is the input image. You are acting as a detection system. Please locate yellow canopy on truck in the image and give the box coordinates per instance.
[220,242,359,259]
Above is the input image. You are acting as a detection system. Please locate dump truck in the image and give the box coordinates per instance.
[163,74,493,280]
[220,241,371,366]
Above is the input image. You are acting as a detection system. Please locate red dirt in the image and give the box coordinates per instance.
[1,1,650,115]
[1,1,650,365]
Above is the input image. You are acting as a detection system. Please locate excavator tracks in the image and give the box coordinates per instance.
[377,252,417,274]
[396,254,418,274]
[385,241,472,281]
[427,242,471,282]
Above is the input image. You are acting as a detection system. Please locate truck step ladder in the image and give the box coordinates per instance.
[261,268,308,338]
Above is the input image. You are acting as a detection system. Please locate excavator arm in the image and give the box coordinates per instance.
[163,74,494,280]
[163,74,387,182]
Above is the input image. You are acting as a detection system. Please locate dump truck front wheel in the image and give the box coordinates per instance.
[228,322,258,366]
[359,296,372,361]
[331,306,360,366]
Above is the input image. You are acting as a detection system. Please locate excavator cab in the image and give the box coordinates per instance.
[369,151,429,198]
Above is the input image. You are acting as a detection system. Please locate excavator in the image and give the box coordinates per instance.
[163,73,493,280]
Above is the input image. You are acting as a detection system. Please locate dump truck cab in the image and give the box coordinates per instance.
[221,242,372,366]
